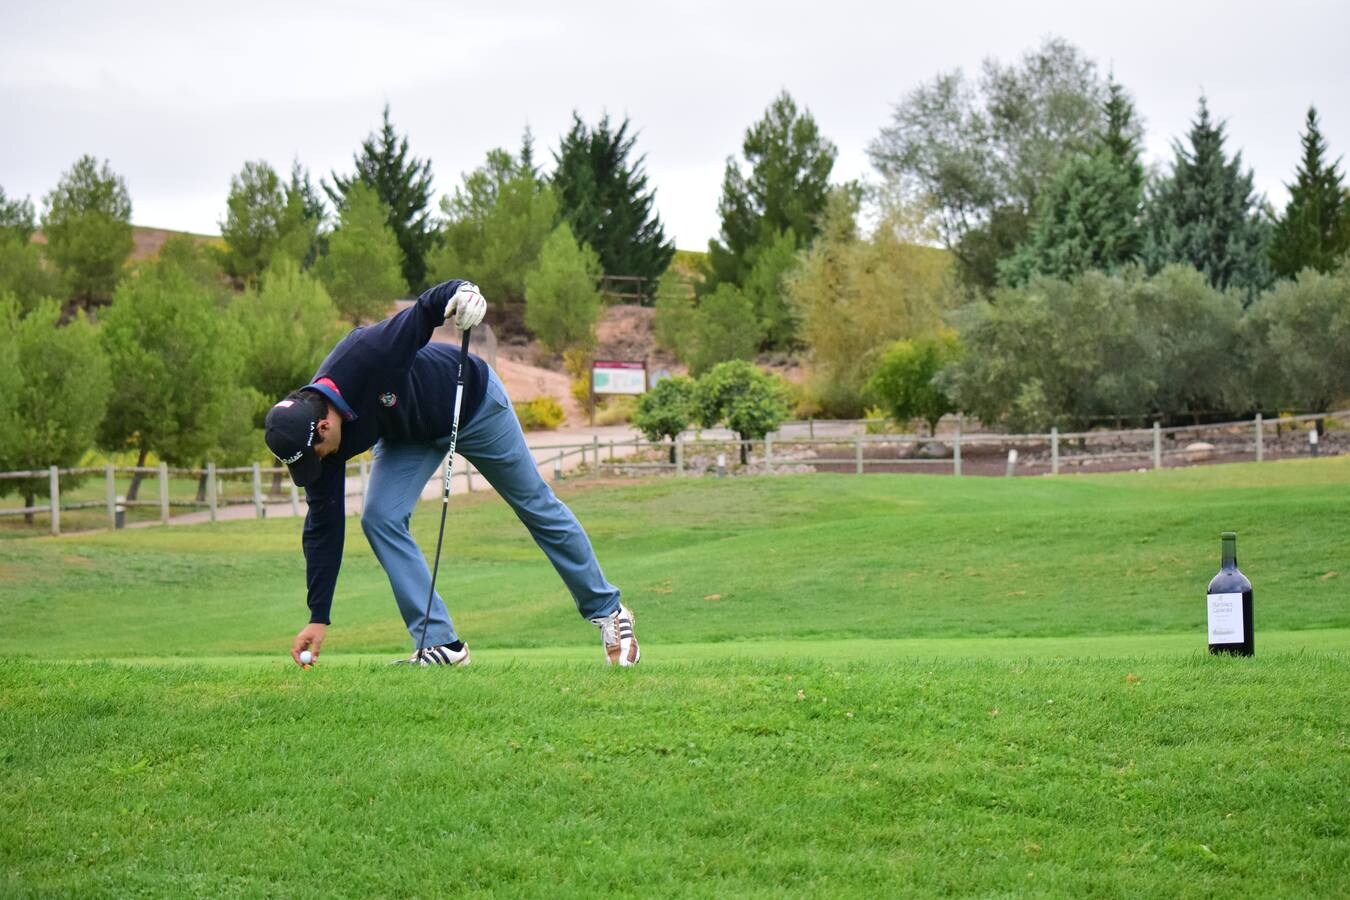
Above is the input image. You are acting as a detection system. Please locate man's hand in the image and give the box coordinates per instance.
[291,623,327,666]
[444,282,486,330]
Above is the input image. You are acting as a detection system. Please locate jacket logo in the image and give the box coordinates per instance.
[380,392,398,408]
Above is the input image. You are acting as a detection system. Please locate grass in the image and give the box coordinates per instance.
[2,459,1349,895]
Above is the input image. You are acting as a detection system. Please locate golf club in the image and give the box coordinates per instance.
[414,325,472,660]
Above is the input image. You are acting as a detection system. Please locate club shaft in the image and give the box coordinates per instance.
[417,327,473,655]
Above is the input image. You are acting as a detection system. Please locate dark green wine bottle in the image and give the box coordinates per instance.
[1206,531,1254,656]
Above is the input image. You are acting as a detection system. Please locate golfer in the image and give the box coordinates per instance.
[264,279,639,668]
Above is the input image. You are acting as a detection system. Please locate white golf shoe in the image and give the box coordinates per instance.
[590,604,640,666]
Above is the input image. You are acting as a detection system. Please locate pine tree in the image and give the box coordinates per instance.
[1143,97,1272,300]
[325,105,435,292]
[40,155,134,307]
[318,182,406,325]
[219,160,286,285]
[1000,79,1145,284]
[709,92,836,291]
[1270,107,1349,278]
[551,113,673,295]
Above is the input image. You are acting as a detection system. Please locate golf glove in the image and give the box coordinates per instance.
[444,282,487,330]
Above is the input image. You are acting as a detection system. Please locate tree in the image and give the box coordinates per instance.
[276,161,325,270]
[429,136,559,307]
[98,256,241,499]
[740,228,801,349]
[317,182,406,325]
[524,223,602,354]
[1000,80,1145,285]
[691,360,790,465]
[867,332,962,435]
[326,105,435,291]
[0,296,27,485]
[1143,97,1273,301]
[633,375,695,462]
[1245,267,1350,413]
[943,272,1152,431]
[652,270,700,362]
[789,193,953,416]
[708,92,837,291]
[40,155,134,307]
[230,258,342,413]
[553,114,674,293]
[218,160,286,285]
[0,189,60,315]
[868,37,1109,290]
[1269,107,1349,279]
[688,283,760,376]
[3,299,112,519]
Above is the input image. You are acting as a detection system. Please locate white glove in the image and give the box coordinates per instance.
[444,282,486,330]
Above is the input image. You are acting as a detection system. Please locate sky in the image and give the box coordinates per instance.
[3,0,1348,251]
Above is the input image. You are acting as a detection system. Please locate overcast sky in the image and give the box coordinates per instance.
[3,0,1347,250]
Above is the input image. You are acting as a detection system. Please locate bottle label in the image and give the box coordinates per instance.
[1207,592,1245,643]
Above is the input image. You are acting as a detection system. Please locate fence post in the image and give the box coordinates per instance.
[465,464,474,492]
[593,436,600,479]
[207,462,218,523]
[359,458,369,504]
[1006,448,1019,477]
[49,465,60,536]
[252,462,264,519]
[809,417,815,439]
[159,462,170,524]
[554,453,564,482]
[765,433,774,473]
[954,414,963,477]
[105,464,117,531]
[675,437,684,475]
[1255,413,1264,462]
[289,481,300,516]
[1152,422,1162,470]
[1051,427,1060,476]
[855,436,863,475]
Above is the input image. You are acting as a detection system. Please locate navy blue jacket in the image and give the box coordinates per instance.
[301,283,489,624]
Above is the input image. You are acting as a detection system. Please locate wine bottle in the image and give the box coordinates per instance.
[1206,531,1254,656]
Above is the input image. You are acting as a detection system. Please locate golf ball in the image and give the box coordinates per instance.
[299,650,313,665]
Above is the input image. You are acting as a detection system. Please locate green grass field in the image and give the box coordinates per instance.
[2,461,1348,896]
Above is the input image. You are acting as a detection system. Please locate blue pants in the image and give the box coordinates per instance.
[361,369,621,647]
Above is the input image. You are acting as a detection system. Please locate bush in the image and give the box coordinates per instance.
[513,396,565,431]
[594,395,638,426]
[866,331,962,435]
[691,361,790,464]
[634,376,695,460]
[524,223,601,354]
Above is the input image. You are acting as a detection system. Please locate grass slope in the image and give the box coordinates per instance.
[1,458,1348,658]
[3,460,1348,895]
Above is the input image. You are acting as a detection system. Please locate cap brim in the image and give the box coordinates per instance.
[286,451,323,488]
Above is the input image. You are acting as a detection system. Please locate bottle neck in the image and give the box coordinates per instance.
[1221,536,1238,570]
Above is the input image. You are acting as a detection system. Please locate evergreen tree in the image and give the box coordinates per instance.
[688,283,761,376]
[317,182,406,325]
[1000,80,1145,284]
[40,155,134,307]
[4,299,112,516]
[326,105,435,291]
[740,228,801,349]
[552,113,673,295]
[1143,97,1273,300]
[429,134,559,306]
[709,92,836,291]
[0,188,59,315]
[1270,107,1349,278]
[524,223,602,354]
[277,161,325,269]
[219,160,286,285]
[98,255,240,498]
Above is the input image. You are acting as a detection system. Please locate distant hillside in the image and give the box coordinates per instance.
[31,226,221,261]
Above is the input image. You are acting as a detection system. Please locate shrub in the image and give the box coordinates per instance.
[513,396,565,431]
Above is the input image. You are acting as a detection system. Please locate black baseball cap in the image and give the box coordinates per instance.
[264,390,327,487]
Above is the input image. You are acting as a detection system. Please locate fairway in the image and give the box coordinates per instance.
[3,461,1349,895]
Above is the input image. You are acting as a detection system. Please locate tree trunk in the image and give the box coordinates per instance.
[271,471,284,496]
[127,447,149,501]
[196,468,208,503]
[24,492,34,526]
[740,439,749,466]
